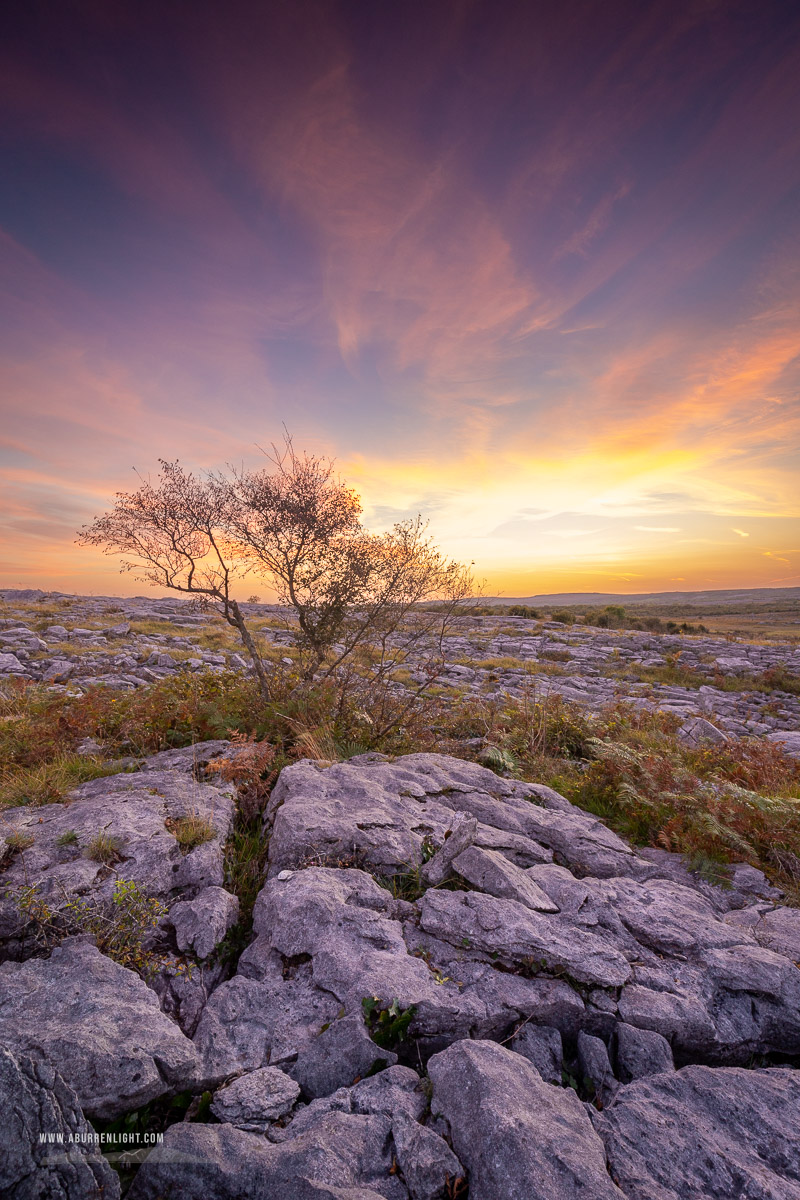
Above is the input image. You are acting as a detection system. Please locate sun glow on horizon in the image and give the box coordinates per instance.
[1,0,799,596]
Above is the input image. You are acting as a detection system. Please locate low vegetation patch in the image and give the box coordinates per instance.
[3,830,34,856]
[3,642,799,903]
[87,830,125,864]
[167,813,215,852]
[0,751,123,811]
[11,878,180,980]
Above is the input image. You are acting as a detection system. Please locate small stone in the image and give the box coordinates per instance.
[614,1022,674,1082]
[169,886,239,959]
[210,1066,300,1131]
[290,1013,398,1099]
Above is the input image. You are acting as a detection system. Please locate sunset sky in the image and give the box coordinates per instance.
[2,0,799,598]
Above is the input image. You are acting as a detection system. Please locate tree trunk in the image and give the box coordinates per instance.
[229,600,271,700]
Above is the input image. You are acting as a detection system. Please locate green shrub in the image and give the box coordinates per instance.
[362,996,417,1050]
[12,879,177,980]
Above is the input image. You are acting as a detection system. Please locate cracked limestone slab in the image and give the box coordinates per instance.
[589,876,752,956]
[0,768,236,949]
[0,1043,121,1200]
[593,1065,800,1199]
[126,1110,406,1200]
[240,868,485,1036]
[192,972,342,1082]
[0,937,202,1119]
[418,888,632,988]
[265,753,555,878]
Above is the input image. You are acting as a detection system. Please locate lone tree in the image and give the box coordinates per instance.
[78,438,475,721]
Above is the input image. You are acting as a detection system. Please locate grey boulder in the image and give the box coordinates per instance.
[614,1022,674,1082]
[509,1023,563,1083]
[0,938,202,1118]
[594,1064,800,1198]
[169,885,239,959]
[428,1039,624,1199]
[192,972,341,1081]
[265,753,555,879]
[420,813,477,886]
[724,904,800,961]
[418,888,631,988]
[291,1013,398,1098]
[0,1043,120,1200]
[210,1065,300,1130]
[678,716,729,746]
[450,844,559,912]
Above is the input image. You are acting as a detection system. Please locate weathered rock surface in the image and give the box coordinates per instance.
[449,843,559,911]
[0,1043,120,1200]
[126,1118,393,1200]
[428,1039,623,1199]
[0,938,202,1118]
[577,1028,619,1104]
[128,1060,459,1200]
[169,885,239,959]
[724,902,800,960]
[593,1065,800,1199]
[192,751,800,1087]
[265,752,649,880]
[0,764,235,958]
[291,1013,399,1098]
[391,1111,464,1200]
[209,1065,301,1130]
[509,1022,563,1082]
[614,1022,674,1082]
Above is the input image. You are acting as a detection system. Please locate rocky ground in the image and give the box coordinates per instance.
[2,740,800,1197]
[1,590,800,1197]
[1,589,799,755]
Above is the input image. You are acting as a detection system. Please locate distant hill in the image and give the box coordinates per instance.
[481,587,800,608]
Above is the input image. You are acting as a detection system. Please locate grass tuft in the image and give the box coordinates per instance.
[87,830,125,864]
[4,830,34,854]
[168,813,215,852]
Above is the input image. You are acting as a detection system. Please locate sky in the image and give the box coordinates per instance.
[1,0,799,598]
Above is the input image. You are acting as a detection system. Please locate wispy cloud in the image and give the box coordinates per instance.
[1,1,799,594]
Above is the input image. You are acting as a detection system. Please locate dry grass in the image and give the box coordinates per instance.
[87,830,125,864]
[168,813,216,851]
[0,754,124,810]
[3,830,34,854]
